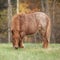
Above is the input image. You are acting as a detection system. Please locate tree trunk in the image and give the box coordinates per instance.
[45,0,50,16]
[17,0,19,13]
[41,0,45,12]
[52,0,56,43]
[8,0,12,43]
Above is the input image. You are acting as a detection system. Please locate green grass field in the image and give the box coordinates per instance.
[0,43,60,60]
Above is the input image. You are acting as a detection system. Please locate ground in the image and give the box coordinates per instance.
[0,43,60,60]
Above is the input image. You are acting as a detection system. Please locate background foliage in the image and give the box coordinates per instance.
[0,0,60,43]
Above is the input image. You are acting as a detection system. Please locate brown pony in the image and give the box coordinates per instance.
[11,12,51,49]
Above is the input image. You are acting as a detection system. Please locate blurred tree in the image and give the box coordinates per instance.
[0,0,7,10]
[17,0,19,13]
[41,0,45,12]
[8,0,12,43]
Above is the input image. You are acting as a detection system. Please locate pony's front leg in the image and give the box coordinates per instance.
[19,32,25,48]
[19,40,24,48]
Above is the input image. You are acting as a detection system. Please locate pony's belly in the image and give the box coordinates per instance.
[26,29,37,35]
[26,26,38,35]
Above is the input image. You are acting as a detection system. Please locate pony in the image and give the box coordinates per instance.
[11,12,51,49]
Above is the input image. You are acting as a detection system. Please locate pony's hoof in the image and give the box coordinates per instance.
[43,45,48,48]
[15,47,18,49]
[19,45,24,48]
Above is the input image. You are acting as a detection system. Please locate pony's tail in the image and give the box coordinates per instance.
[46,16,51,43]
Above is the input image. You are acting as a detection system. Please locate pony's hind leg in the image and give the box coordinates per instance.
[42,35,49,48]
[42,29,50,48]
[40,29,49,48]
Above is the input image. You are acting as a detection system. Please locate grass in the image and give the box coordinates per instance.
[0,43,60,60]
